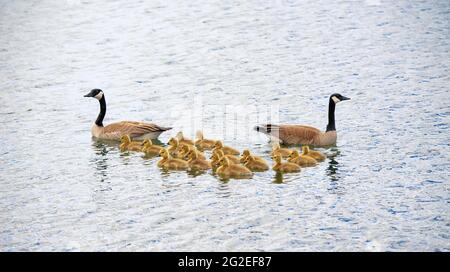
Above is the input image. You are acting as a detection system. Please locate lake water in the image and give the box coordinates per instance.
[0,0,449,251]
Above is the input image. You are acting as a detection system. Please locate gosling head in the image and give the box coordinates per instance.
[187,149,198,160]
[168,137,179,147]
[84,88,104,100]
[120,135,131,143]
[272,154,282,164]
[242,150,251,157]
[159,149,169,158]
[330,93,350,104]
[213,140,223,149]
[289,150,299,158]
[142,139,152,147]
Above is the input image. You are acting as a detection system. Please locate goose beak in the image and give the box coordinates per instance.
[84,92,93,97]
[341,96,350,101]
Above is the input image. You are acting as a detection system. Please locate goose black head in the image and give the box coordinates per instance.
[330,93,350,104]
[84,89,104,100]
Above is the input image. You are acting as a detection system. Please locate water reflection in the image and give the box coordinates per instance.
[273,172,284,184]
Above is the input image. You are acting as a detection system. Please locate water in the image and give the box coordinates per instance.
[0,0,449,251]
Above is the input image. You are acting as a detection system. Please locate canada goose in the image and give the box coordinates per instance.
[141,139,164,156]
[84,89,171,140]
[255,93,350,146]
[302,145,326,162]
[272,154,301,173]
[240,149,267,163]
[179,144,206,160]
[212,141,240,155]
[157,149,189,170]
[216,157,253,179]
[211,149,240,167]
[187,149,211,171]
[194,131,216,150]
[176,131,194,146]
[288,150,317,167]
[243,155,269,171]
[119,135,142,151]
[271,143,292,159]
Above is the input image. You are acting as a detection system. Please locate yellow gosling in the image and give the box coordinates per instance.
[211,149,240,167]
[187,149,211,171]
[243,155,269,171]
[167,137,183,158]
[141,139,164,156]
[302,146,326,162]
[179,144,206,160]
[212,140,240,155]
[272,154,301,173]
[176,131,195,146]
[120,135,142,151]
[288,150,317,167]
[194,131,216,150]
[240,149,266,163]
[271,142,292,158]
[157,149,189,170]
[216,157,253,179]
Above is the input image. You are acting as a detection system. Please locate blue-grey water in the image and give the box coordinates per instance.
[0,0,449,251]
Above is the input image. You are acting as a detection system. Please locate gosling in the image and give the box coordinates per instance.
[243,155,269,172]
[216,157,253,179]
[211,149,240,167]
[272,154,301,173]
[187,149,211,171]
[288,150,317,167]
[141,139,164,156]
[176,131,195,146]
[302,146,326,162]
[120,135,142,152]
[212,140,240,155]
[157,149,189,170]
[194,131,216,150]
[240,149,266,164]
[179,144,206,160]
[271,142,292,159]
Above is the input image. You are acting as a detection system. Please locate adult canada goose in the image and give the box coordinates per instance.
[84,89,171,140]
[255,93,350,146]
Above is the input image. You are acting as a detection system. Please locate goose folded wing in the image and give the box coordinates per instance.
[103,121,171,138]
[276,125,322,145]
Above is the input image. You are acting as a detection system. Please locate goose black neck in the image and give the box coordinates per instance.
[326,98,336,132]
[95,96,106,127]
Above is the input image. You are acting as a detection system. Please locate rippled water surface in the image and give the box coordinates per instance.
[1,0,449,251]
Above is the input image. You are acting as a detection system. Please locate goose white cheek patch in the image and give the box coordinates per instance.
[94,92,104,100]
[332,96,340,103]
